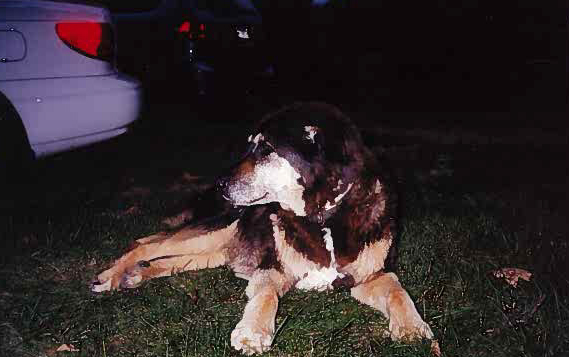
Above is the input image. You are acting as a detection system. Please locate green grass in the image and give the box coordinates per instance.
[1,143,568,357]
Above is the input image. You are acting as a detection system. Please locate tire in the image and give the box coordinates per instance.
[0,92,36,184]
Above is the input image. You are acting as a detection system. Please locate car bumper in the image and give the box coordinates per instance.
[188,60,274,96]
[0,72,142,157]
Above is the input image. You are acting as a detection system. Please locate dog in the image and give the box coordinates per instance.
[91,102,433,355]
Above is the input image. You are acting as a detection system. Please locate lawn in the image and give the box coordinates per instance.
[1,110,567,357]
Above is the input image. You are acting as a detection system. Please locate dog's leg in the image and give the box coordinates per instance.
[230,269,291,355]
[351,272,433,341]
[91,220,238,292]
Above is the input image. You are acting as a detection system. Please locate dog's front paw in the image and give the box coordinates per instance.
[91,267,121,292]
[389,314,433,341]
[90,260,148,292]
[90,276,113,292]
[230,322,273,355]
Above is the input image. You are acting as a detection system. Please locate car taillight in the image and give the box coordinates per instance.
[55,22,114,62]
[177,20,206,40]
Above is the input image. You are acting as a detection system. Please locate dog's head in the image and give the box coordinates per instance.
[220,102,367,220]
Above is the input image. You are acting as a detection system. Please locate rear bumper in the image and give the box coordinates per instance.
[30,127,131,158]
[188,62,273,98]
[0,72,142,157]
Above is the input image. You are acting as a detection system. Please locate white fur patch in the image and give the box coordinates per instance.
[322,228,336,265]
[248,133,264,144]
[295,228,344,291]
[374,179,382,194]
[324,182,353,210]
[294,268,342,291]
[227,152,306,216]
[252,133,264,144]
[304,126,318,143]
[248,133,265,153]
[270,217,342,291]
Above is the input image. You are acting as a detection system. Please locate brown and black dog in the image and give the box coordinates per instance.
[91,102,433,354]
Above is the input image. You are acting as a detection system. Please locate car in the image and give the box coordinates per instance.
[0,0,142,177]
[176,0,274,96]
[107,0,273,97]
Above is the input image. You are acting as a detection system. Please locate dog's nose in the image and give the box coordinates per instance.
[217,176,229,189]
[217,177,234,202]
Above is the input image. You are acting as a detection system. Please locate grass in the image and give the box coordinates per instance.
[1,128,568,356]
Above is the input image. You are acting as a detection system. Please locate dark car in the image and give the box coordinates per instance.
[107,0,273,98]
[177,0,274,96]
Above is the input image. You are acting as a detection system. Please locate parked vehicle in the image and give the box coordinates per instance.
[0,0,142,175]
[177,0,274,96]
[109,0,273,97]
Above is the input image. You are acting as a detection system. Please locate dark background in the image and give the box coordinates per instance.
[101,0,567,119]
[259,0,566,114]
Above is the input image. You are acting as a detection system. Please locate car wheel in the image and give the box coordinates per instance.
[0,92,36,184]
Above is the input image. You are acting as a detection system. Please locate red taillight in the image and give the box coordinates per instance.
[55,22,114,62]
[178,21,191,33]
[177,20,206,39]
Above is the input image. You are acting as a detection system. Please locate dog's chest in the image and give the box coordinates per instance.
[269,214,344,291]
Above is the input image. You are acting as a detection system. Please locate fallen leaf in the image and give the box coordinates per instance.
[121,205,140,216]
[56,344,79,352]
[45,347,58,357]
[493,267,532,287]
[431,339,441,357]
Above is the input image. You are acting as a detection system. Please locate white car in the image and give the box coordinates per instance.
[0,0,142,172]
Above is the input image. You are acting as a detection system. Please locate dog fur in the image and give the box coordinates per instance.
[91,102,433,355]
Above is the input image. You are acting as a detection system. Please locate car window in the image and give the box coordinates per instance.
[194,0,256,17]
